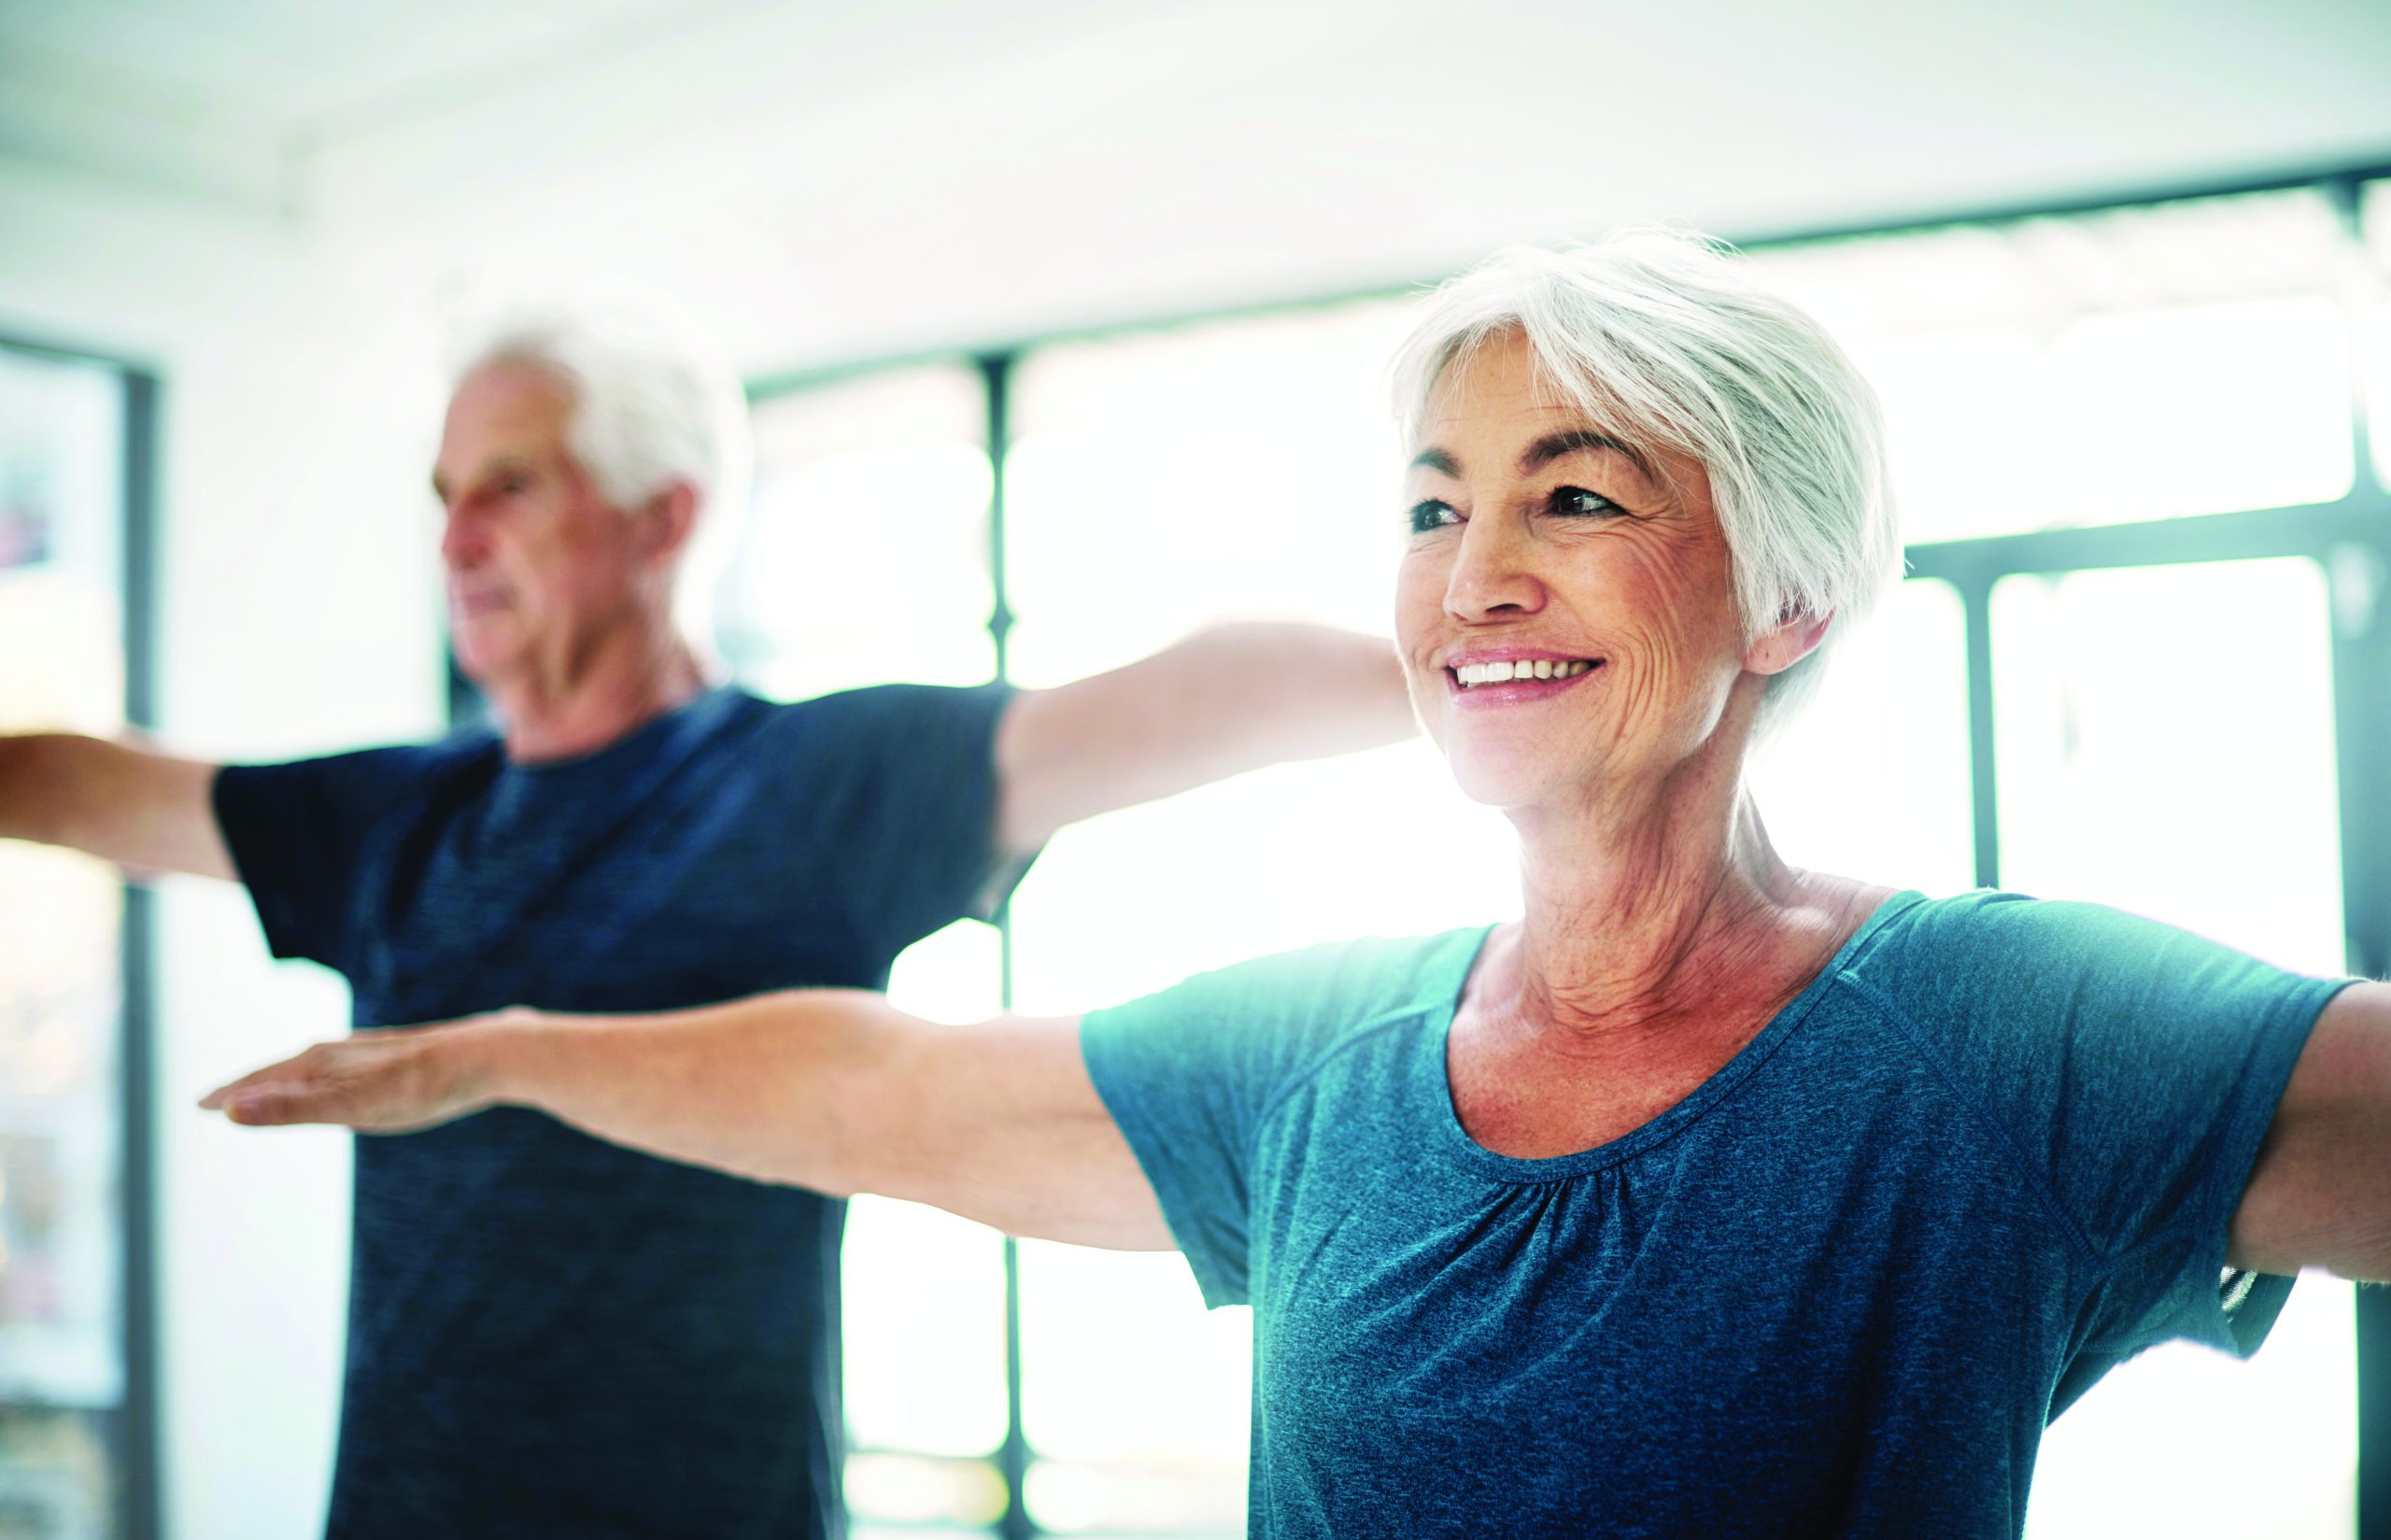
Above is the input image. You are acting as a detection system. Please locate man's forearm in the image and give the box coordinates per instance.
[0,732,234,878]
[0,734,75,845]
[995,620,1416,849]
[1167,620,1415,766]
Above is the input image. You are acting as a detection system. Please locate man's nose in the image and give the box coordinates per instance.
[440,504,484,568]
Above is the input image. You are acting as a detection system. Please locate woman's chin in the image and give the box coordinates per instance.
[1441,745,1580,812]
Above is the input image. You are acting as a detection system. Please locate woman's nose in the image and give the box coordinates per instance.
[1443,515,1546,622]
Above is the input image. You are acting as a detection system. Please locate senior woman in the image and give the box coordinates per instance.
[205,232,2386,1537]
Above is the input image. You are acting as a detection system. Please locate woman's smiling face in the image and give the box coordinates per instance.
[1395,329,1765,813]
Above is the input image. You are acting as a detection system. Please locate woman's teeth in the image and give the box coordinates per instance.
[1451,659,1597,687]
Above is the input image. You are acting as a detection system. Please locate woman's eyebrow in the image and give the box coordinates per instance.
[1408,445,1461,477]
[1521,430,1650,478]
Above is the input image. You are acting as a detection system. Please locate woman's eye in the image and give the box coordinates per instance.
[1549,486,1620,517]
[1408,499,1459,534]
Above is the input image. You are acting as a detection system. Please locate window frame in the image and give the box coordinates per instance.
[0,328,163,1540]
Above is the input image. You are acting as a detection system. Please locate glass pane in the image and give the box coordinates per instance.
[725,364,995,699]
[2371,302,2391,495]
[1755,191,2348,341]
[1993,559,2343,974]
[1026,1454,1244,1537]
[842,922,1012,1462]
[1750,577,1974,896]
[0,346,127,1540]
[2041,295,2350,521]
[1847,327,2042,540]
[1016,1243,1246,1526]
[0,1406,114,1538]
[1005,296,1420,686]
[1991,558,2352,1539]
[1753,190,2357,542]
[844,1451,1008,1530]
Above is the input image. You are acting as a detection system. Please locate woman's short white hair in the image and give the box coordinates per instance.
[457,309,753,639]
[1390,227,1900,735]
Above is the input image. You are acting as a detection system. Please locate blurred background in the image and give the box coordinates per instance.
[1,0,2388,1535]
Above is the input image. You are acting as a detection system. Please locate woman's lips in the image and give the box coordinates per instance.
[1444,657,1605,705]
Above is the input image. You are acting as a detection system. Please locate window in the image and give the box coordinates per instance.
[0,341,140,1540]
[1752,190,2356,541]
[1993,558,2353,1539]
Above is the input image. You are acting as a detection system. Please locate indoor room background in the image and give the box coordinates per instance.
[2,1,2388,1536]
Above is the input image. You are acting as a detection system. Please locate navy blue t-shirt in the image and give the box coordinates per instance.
[213,682,1019,1540]
[1082,891,2353,1538]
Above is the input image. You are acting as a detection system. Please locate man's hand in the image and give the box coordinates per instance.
[199,1017,509,1133]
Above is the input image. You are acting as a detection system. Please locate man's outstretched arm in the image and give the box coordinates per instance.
[0,733,234,880]
[994,621,1412,854]
[200,995,1172,1250]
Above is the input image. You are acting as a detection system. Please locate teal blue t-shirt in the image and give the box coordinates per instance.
[1079,890,2353,1539]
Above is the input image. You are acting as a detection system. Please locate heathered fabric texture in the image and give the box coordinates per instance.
[1081,890,2351,1539]
[213,682,1016,1540]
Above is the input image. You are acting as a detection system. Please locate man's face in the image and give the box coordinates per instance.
[432,364,659,689]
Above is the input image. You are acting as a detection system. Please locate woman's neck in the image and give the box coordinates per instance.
[1493,741,1842,1049]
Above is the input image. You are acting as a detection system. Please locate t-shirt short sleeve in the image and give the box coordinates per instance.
[1081,934,1477,1308]
[212,744,453,972]
[1884,893,2354,1369]
[793,683,1019,959]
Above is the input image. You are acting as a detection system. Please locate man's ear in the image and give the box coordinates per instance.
[1744,609,1832,677]
[636,482,701,564]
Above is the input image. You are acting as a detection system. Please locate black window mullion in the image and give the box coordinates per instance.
[120,362,163,1540]
[980,348,1039,1540]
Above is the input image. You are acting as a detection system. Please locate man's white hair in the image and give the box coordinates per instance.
[456,309,753,641]
[1390,227,1901,736]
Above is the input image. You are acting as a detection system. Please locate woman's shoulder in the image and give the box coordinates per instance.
[1842,887,2325,1032]
[1088,925,1493,1042]
[1858,888,2212,964]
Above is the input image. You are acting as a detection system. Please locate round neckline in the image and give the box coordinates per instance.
[1424,889,1927,1184]
[501,685,744,777]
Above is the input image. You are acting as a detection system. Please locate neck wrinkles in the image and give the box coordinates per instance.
[1497,737,1811,1047]
[484,617,713,764]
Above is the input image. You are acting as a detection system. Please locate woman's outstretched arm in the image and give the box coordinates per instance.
[200,995,1173,1251]
[2232,981,2391,1279]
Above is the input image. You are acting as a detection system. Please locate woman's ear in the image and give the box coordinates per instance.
[1744,610,1833,677]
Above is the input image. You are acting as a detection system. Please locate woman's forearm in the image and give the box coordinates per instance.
[486,991,902,1191]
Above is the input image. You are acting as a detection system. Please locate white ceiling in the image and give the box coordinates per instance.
[3,0,2388,366]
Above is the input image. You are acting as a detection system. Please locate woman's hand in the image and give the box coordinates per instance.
[199,1014,516,1133]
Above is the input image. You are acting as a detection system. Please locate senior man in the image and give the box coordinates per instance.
[0,315,1414,1540]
